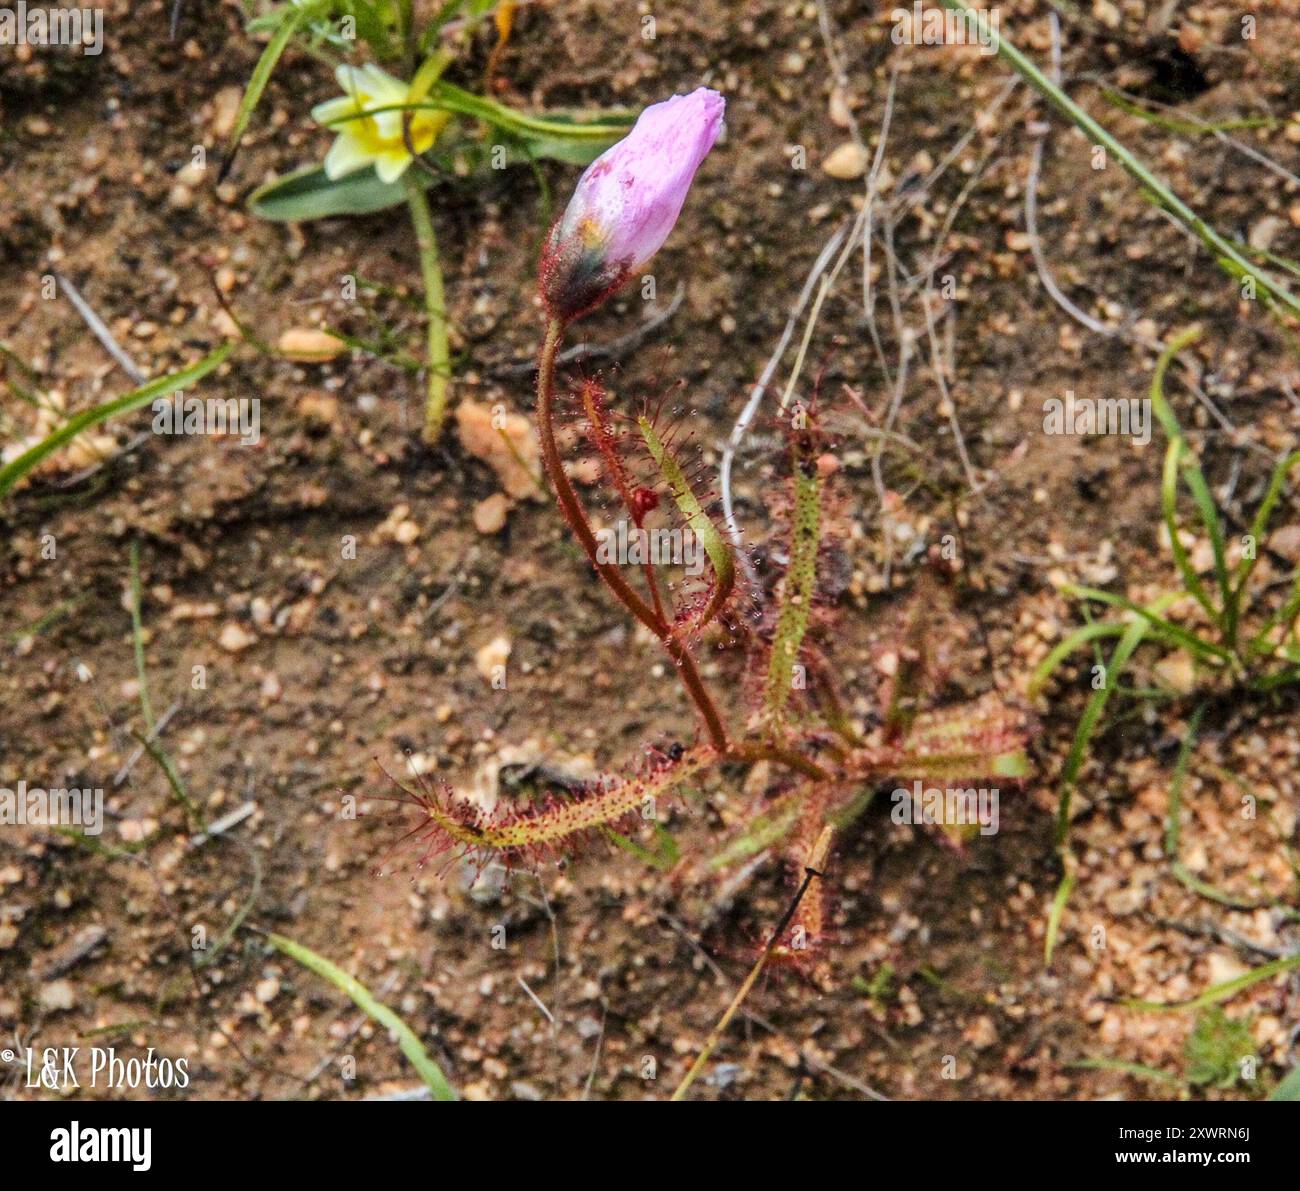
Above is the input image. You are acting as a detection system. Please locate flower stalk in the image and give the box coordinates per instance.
[405,170,453,443]
[311,57,457,442]
[535,317,729,749]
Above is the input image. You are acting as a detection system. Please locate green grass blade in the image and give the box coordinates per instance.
[1062,584,1229,663]
[1123,953,1300,1013]
[1100,88,1280,135]
[1159,440,1218,625]
[249,163,427,221]
[6,596,85,643]
[1029,621,1127,697]
[425,81,634,147]
[0,343,233,502]
[267,932,457,1100]
[603,823,679,872]
[1180,463,1230,619]
[1044,867,1076,967]
[128,540,156,734]
[707,791,802,872]
[940,0,1300,315]
[1158,729,1275,906]
[1230,451,1300,640]
[55,825,146,860]
[1270,1065,1300,1100]
[1169,863,1267,911]
[1054,601,1170,848]
[219,2,322,182]
[1249,581,1300,661]
[323,89,634,166]
[1251,665,1300,693]
[1157,709,1267,908]
[132,730,202,830]
[1148,327,1200,442]
[829,787,877,831]
[197,854,262,970]
[1068,1057,1182,1087]
[1147,328,1230,629]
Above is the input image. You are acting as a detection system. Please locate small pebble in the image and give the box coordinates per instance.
[39,979,76,1013]
[822,142,867,180]
[475,635,511,682]
[473,493,510,535]
[277,328,347,362]
[218,622,257,652]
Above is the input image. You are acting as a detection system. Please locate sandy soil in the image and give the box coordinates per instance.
[1,0,1298,1100]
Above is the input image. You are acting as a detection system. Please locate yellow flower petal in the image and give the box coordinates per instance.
[358,63,408,102]
[334,63,368,94]
[316,64,441,182]
[324,133,376,180]
[311,95,357,126]
[374,150,413,184]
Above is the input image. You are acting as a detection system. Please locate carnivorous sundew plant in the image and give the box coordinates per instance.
[382,89,1028,995]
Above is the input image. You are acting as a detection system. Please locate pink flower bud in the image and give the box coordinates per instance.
[540,87,725,322]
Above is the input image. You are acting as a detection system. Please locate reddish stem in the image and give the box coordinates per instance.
[727,741,830,782]
[536,317,729,751]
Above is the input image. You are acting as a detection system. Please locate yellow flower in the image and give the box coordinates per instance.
[311,64,449,184]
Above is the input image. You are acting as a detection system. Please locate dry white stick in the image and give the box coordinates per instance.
[719,220,851,566]
[777,209,866,415]
[188,800,257,850]
[921,291,978,492]
[861,66,900,389]
[1025,16,1132,342]
[872,330,914,588]
[113,700,181,786]
[580,1002,607,1101]
[1212,129,1300,191]
[813,0,898,389]
[54,272,146,385]
[517,974,555,1029]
